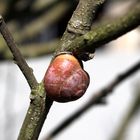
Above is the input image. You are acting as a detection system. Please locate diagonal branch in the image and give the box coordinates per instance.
[0,16,38,89]
[0,16,53,140]
[61,4,140,61]
[112,85,140,140]
[45,61,140,140]
[56,0,106,57]
[0,39,59,60]
[15,0,71,43]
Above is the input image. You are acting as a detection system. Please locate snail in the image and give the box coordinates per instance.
[44,53,90,102]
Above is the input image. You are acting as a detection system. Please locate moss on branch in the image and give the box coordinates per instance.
[1,1,139,140]
[56,0,105,59]
[18,82,53,140]
[61,4,140,61]
[0,16,53,140]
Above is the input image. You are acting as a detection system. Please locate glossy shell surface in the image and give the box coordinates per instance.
[44,54,89,102]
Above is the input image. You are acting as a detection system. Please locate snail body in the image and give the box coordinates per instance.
[44,54,89,102]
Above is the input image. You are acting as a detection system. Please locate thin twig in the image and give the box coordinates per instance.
[45,61,140,140]
[15,1,70,43]
[0,16,38,89]
[32,0,60,11]
[112,85,140,140]
[0,39,59,60]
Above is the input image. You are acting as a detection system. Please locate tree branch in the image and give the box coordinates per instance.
[45,61,140,140]
[56,0,106,57]
[0,16,38,89]
[0,16,54,139]
[0,39,59,60]
[18,82,53,140]
[68,0,106,34]
[0,1,139,140]
[60,3,140,61]
[112,85,140,140]
[15,1,70,43]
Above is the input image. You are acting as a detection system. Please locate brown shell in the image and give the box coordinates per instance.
[44,54,90,102]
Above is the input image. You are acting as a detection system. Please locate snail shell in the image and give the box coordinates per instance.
[44,54,90,102]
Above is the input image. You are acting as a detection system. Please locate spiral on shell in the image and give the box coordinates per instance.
[44,54,90,102]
